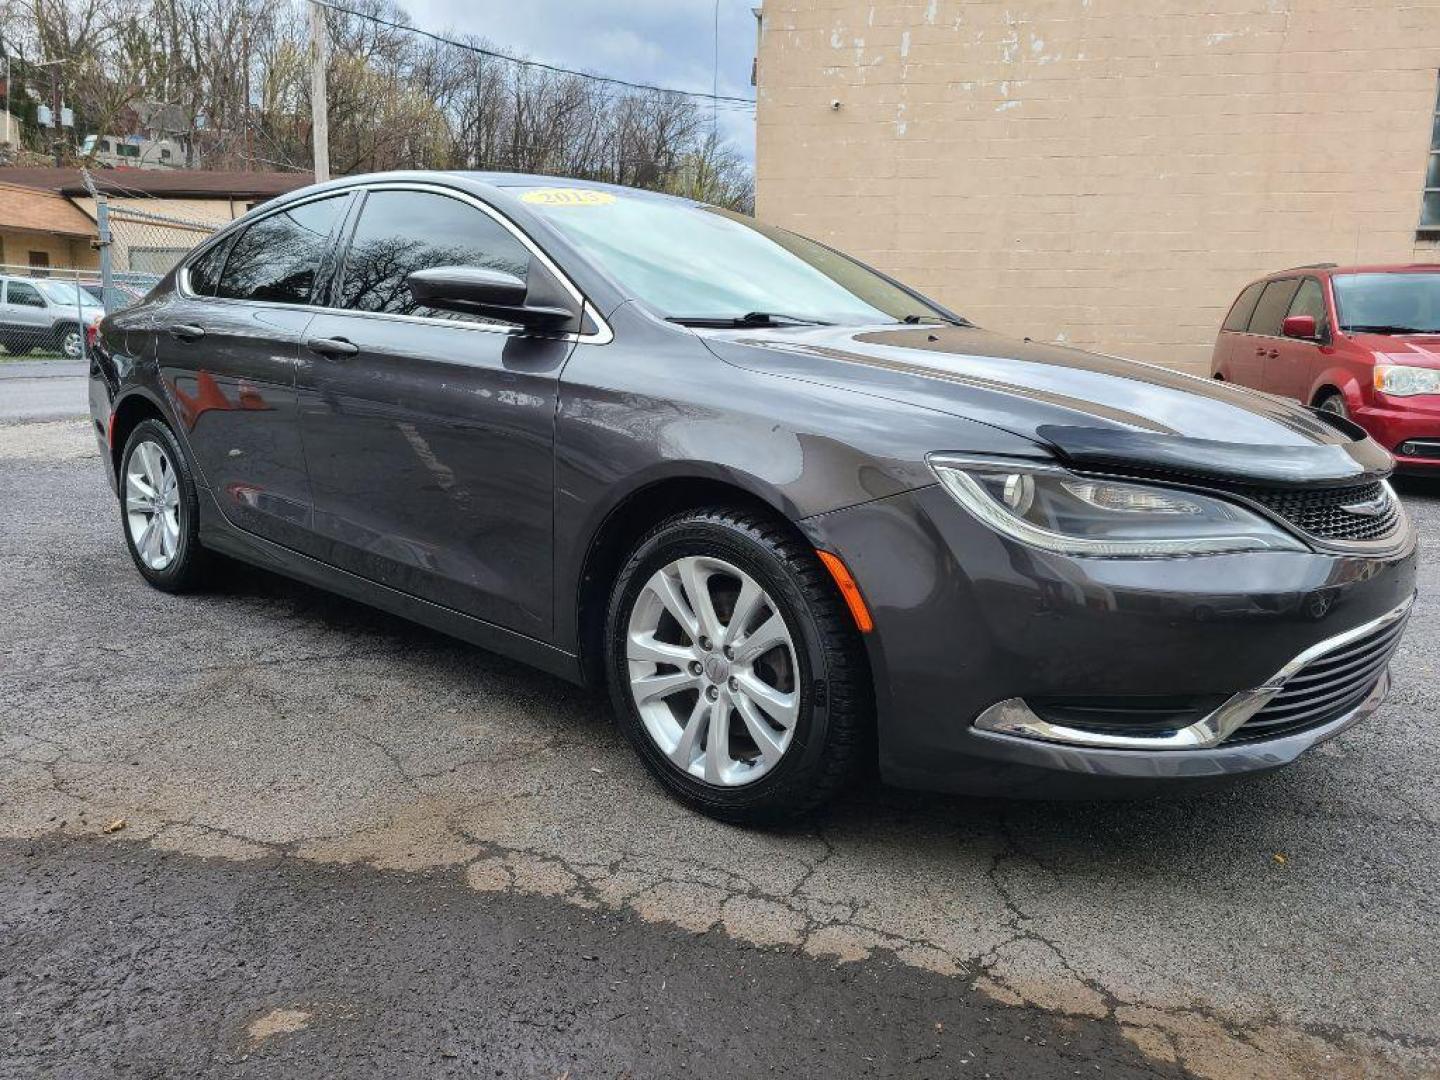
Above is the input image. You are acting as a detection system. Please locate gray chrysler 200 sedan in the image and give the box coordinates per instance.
[87,173,1417,823]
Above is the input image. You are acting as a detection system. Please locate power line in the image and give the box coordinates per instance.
[312,0,757,111]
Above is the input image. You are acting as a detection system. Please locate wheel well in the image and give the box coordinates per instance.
[574,478,788,685]
[108,395,165,478]
[1311,385,1342,406]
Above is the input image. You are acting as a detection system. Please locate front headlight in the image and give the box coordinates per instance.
[929,456,1307,557]
[1374,365,1440,397]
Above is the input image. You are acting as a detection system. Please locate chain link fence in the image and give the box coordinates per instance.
[1,180,220,361]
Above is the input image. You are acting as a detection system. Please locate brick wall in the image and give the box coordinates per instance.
[756,0,1440,375]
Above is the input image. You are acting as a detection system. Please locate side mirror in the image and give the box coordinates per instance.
[404,265,576,330]
[1282,314,1318,340]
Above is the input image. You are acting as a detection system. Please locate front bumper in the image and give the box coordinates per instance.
[800,483,1418,797]
[1353,395,1440,471]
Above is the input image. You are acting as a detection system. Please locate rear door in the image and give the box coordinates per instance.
[295,185,576,639]
[154,192,351,552]
[1235,277,1300,392]
[1215,280,1265,379]
[1266,276,1330,402]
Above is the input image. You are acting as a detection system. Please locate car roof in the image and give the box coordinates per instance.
[1259,263,1440,281]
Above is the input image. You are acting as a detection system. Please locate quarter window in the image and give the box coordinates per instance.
[6,281,44,307]
[1222,281,1265,332]
[215,196,346,305]
[1247,279,1301,336]
[186,238,232,297]
[335,190,531,325]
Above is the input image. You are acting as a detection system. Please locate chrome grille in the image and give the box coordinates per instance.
[1229,610,1409,743]
[1244,481,1400,544]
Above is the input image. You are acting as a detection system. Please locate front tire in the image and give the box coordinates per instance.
[119,418,210,592]
[605,508,871,824]
[1316,390,1348,419]
[54,324,82,359]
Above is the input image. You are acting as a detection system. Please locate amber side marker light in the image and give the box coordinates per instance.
[816,550,874,633]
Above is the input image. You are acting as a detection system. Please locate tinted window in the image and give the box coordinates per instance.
[216,196,345,304]
[1247,279,1301,336]
[336,190,531,324]
[1287,277,1328,334]
[1222,281,1265,332]
[187,237,232,297]
[6,281,43,307]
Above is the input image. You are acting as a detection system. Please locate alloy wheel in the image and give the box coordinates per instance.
[626,555,800,787]
[61,330,83,359]
[125,439,181,570]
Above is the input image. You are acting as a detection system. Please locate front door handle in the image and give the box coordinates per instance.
[168,323,206,342]
[307,336,359,358]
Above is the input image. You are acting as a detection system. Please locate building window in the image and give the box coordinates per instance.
[1423,73,1440,232]
[117,143,139,158]
[99,139,110,153]
[160,147,172,161]
[28,251,51,277]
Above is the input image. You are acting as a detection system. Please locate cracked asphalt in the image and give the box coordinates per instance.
[2,419,1438,1079]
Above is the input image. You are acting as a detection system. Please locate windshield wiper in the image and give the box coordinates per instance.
[666,311,833,328]
[1340,323,1439,335]
[901,313,968,326]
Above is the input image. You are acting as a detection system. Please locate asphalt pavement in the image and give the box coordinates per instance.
[0,359,89,423]
[2,419,1438,1079]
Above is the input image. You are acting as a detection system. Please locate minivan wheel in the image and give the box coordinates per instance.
[605,508,870,824]
[1316,391,1348,419]
[119,418,210,592]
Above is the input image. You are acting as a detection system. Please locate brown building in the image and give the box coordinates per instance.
[755,0,1440,374]
[0,168,307,277]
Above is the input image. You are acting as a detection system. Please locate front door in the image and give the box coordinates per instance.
[2,279,52,350]
[1265,276,1329,403]
[296,187,574,640]
[154,193,351,552]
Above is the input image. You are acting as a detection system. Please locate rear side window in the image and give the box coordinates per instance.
[6,280,44,307]
[1287,277,1328,334]
[1247,279,1301,336]
[335,190,531,324]
[1222,281,1265,331]
[216,195,346,304]
[186,237,232,297]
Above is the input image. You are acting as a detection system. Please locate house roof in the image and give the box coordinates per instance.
[0,167,309,200]
[0,181,97,239]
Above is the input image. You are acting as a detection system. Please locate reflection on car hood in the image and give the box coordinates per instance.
[706,323,1391,487]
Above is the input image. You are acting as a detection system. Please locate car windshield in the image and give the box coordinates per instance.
[509,185,954,326]
[1333,272,1440,333]
[35,280,91,307]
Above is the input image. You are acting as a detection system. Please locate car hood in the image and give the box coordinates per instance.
[1350,331,1440,367]
[703,323,1391,487]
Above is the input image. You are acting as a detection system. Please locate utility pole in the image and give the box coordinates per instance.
[309,0,329,182]
[49,63,62,166]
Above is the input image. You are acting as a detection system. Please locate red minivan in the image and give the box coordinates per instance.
[1211,264,1440,471]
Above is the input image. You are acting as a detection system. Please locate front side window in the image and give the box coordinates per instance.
[1222,281,1265,332]
[1247,278,1301,336]
[509,185,950,325]
[1286,277,1328,336]
[6,281,44,307]
[37,280,87,307]
[335,189,531,324]
[1333,272,1440,333]
[216,195,346,305]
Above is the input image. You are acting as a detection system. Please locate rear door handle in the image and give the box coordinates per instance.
[168,323,206,342]
[306,336,359,358]
[1267,348,1279,359]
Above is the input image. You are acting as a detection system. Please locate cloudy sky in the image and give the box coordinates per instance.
[401,0,760,162]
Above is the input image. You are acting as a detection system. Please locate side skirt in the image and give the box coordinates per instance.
[196,488,585,686]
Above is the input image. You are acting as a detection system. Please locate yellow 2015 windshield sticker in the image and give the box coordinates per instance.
[520,187,616,207]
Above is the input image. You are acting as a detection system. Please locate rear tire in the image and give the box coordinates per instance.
[1316,390,1348,419]
[118,418,211,592]
[605,507,871,825]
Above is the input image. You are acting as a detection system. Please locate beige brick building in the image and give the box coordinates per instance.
[755,0,1440,374]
